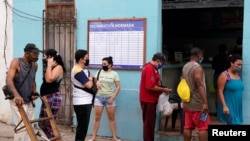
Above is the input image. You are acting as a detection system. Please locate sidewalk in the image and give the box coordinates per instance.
[0,121,114,141]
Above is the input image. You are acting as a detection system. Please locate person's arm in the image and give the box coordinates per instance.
[217,72,229,114]
[74,70,93,89]
[113,81,121,97]
[6,59,23,106]
[45,57,64,83]
[108,80,121,104]
[31,62,39,100]
[145,67,172,94]
[193,66,208,112]
[148,86,172,94]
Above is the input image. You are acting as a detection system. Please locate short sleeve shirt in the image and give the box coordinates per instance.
[139,63,161,103]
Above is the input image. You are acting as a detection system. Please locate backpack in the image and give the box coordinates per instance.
[177,64,199,102]
[177,78,190,102]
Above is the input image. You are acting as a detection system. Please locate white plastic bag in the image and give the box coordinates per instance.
[163,99,173,116]
[157,93,173,116]
[157,93,167,111]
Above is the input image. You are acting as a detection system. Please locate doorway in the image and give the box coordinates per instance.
[43,0,76,125]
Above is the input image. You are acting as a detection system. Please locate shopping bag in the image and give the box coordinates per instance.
[157,93,173,116]
[177,78,190,102]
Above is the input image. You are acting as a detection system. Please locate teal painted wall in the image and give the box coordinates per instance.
[13,0,44,118]
[242,0,250,124]
[12,0,162,140]
[75,0,162,140]
[13,0,250,141]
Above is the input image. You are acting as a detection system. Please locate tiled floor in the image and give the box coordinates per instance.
[158,113,224,136]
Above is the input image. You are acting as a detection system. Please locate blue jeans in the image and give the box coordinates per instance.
[94,96,116,107]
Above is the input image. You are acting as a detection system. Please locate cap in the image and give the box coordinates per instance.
[24,43,43,53]
[153,53,166,63]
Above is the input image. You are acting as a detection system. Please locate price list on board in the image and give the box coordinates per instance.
[88,19,146,69]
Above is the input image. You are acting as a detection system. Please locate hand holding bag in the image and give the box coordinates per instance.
[158,93,173,116]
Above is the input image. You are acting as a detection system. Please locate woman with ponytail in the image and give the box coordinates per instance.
[38,49,66,139]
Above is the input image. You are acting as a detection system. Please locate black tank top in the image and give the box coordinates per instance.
[40,69,62,96]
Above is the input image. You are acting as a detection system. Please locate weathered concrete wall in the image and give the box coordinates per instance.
[0,0,13,124]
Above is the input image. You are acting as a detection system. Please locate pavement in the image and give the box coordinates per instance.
[0,121,115,141]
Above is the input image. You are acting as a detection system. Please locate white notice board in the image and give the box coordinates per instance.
[88,18,146,70]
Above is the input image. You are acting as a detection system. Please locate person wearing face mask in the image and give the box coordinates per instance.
[71,49,95,141]
[182,47,210,141]
[217,54,243,125]
[139,52,172,141]
[88,56,121,141]
[6,43,42,141]
[38,49,66,139]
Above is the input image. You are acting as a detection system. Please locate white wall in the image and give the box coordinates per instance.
[0,0,13,124]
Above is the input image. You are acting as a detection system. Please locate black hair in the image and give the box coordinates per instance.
[102,56,113,66]
[45,49,66,72]
[228,54,242,63]
[75,49,88,63]
[190,47,202,57]
[152,53,166,63]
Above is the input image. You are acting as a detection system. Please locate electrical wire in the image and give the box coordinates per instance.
[12,10,42,21]
[6,1,43,21]
[3,0,9,71]
[6,1,43,20]
[3,0,45,71]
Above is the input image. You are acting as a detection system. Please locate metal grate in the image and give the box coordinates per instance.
[43,3,76,125]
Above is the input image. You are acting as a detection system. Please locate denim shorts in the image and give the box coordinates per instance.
[94,95,116,107]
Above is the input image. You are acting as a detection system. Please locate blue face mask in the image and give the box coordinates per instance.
[158,63,163,69]
[199,57,204,64]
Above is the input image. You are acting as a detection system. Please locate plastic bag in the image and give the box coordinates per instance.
[158,93,167,111]
[177,78,190,102]
[157,93,173,116]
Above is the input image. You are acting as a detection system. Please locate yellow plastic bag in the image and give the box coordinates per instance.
[177,78,190,102]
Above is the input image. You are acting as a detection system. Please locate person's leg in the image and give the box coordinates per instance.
[140,101,157,141]
[183,110,195,141]
[39,94,62,138]
[106,106,119,140]
[193,111,210,141]
[38,102,47,134]
[47,93,62,138]
[10,100,34,141]
[198,130,208,141]
[89,106,104,140]
[89,96,105,141]
[74,104,92,141]
[183,129,192,141]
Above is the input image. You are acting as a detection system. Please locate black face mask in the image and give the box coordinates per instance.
[102,65,109,71]
[29,56,38,62]
[85,59,89,66]
[43,58,47,64]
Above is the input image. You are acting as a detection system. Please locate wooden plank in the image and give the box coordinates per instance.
[18,106,38,141]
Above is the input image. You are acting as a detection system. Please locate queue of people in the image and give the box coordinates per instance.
[4,43,244,141]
